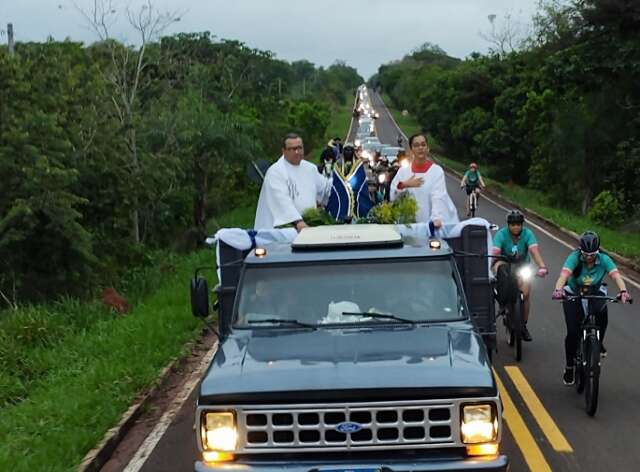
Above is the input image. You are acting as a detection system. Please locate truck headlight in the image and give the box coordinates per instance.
[461,404,498,444]
[201,411,237,461]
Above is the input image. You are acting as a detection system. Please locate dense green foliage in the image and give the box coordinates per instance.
[373,1,640,225]
[0,33,362,303]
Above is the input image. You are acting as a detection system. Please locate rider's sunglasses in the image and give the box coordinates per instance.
[581,250,599,257]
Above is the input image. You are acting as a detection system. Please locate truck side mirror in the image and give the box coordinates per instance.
[190,276,210,318]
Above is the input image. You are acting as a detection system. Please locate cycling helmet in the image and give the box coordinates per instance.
[506,209,524,225]
[579,231,600,253]
[470,162,478,169]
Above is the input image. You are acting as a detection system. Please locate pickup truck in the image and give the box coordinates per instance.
[190,223,507,471]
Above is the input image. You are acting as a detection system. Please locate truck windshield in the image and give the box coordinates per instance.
[235,259,464,326]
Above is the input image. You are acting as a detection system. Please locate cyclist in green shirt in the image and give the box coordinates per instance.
[460,163,486,216]
[552,231,632,385]
[491,210,548,341]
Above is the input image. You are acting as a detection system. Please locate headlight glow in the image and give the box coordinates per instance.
[461,404,497,444]
[202,412,237,451]
[518,265,533,281]
[377,173,387,184]
[400,158,410,168]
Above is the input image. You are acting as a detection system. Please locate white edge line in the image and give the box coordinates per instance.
[123,342,219,472]
[377,92,640,291]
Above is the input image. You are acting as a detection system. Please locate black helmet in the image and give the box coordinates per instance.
[579,231,600,253]
[506,210,524,225]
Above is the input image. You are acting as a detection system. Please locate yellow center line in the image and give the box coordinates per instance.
[493,368,552,472]
[505,365,573,453]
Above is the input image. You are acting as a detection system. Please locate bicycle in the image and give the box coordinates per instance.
[561,294,632,416]
[463,185,480,217]
[493,257,535,362]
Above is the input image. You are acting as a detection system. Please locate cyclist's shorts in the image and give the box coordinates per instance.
[495,263,520,305]
[465,184,479,195]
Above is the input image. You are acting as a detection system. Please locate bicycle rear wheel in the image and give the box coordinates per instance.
[585,335,601,416]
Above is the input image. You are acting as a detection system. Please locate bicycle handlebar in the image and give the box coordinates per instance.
[563,294,633,304]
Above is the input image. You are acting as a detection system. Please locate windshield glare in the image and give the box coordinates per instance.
[236,260,464,326]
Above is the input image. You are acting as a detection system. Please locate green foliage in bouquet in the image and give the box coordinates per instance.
[302,207,336,226]
[367,193,418,224]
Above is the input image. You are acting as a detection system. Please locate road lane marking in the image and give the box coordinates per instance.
[378,91,640,290]
[376,93,640,291]
[504,366,573,453]
[123,342,219,472]
[493,369,552,472]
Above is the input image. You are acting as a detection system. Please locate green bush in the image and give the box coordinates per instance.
[588,190,625,227]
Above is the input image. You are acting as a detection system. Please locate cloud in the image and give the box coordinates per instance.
[2,0,539,77]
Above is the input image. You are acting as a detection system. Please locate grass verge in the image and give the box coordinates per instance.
[384,104,640,263]
[0,203,256,471]
[311,100,354,164]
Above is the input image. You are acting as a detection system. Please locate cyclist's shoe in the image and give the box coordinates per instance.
[522,325,533,342]
[600,343,607,358]
[563,366,575,386]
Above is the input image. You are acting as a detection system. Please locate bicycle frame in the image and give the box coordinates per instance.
[493,257,530,361]
[564,294,626,416]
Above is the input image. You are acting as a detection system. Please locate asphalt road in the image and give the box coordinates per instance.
[369,90,640,472]
[109,91,640,472]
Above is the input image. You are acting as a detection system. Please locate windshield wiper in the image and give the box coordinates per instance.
[247,318,317,329]
[341,311,417,324]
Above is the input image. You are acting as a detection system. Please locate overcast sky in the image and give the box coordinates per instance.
[1,0,540,78]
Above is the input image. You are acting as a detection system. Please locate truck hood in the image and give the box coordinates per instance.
[199,324,495,403]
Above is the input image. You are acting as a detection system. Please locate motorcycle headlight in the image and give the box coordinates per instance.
[461,404,498,444]
[377,173,387,184]
[200,411,237,462]
[518,265,533,281]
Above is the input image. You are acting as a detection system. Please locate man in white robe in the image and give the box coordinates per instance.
[255,133,332,231]
[390,134,458,227]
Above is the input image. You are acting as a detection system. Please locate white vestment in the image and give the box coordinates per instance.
[254,156,332,229]
[390,163,459,225]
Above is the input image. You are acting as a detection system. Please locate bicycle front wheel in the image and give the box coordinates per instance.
[585,335,601,416]
[512,299,523,362]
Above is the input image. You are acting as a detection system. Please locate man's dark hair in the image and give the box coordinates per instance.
[282,133,301,148]
[409,133,427,148]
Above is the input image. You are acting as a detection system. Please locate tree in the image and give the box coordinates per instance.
[76,0,182,243]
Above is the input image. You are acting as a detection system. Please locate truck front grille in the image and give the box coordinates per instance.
[236,400,460,452]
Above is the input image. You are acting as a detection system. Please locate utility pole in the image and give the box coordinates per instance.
[278,77,282,97]
[7,23,15,56]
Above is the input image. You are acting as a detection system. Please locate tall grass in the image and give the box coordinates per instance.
[0,203,256,471]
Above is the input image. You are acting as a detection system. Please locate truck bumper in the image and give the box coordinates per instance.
[195,455,509,472]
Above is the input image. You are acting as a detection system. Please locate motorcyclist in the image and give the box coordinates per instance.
[551,231,632,385]
[491,210,548,342]
[460,162,486,216]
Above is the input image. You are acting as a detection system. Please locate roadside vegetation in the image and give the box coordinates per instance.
[0,203,256,470]
[385,103,640,262]
[374,0,640,262]
[0,4,362,468]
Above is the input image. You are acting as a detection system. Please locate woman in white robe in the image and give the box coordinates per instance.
[390,134,459,227]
